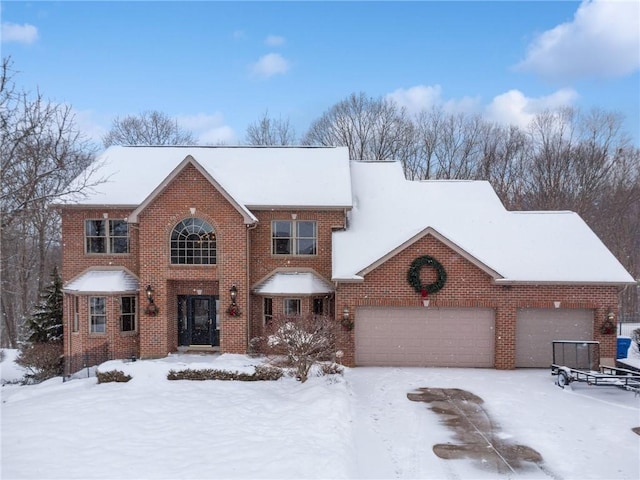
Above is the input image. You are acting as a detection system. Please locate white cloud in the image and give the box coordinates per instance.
[177,113,238,145]
[386,84,481,116]
[250,53,290,79]
[516,0,640,81]
[265,35,285,47]
[1,22,38,44]
[232,30,245,40]
[386,84,578,129]
[386,85,443,116]
[68,108,109,147]
[484,88,579,128]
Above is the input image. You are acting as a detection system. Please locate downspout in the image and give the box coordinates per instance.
[66,294,72,379]
[246,222,258,349]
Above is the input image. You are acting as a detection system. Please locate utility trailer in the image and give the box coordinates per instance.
[550,340,640,394]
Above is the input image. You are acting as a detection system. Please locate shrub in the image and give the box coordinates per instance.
[167,365,283,381]
[265,314,337,383]
[248,336,268,356]
[96,370,132,383]
[15,341,63,384]
[320,362,344,376]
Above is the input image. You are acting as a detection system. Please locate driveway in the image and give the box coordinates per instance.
[345,367,638,480]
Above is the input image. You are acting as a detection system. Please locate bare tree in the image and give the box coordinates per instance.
[477,123,528,208]
[245,110,297,145]
[302,92,414,163]
[102,110,196,147]
[517,107,639,320]
[0,57,98,347]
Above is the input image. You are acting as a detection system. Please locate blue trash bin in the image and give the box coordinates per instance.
[617,337,632,359]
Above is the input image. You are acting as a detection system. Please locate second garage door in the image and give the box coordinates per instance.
[355,307,495,367]
[516,308,593,368]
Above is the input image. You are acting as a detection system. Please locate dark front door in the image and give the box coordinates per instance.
[178,295,219,346]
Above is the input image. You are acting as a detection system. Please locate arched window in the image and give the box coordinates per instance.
[170,218,217,265]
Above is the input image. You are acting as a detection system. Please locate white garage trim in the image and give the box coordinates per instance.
[355,307,495,367]
[516,308,593,368]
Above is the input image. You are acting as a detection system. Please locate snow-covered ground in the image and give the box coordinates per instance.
[1,350,639,480]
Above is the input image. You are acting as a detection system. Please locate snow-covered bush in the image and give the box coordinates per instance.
[265,314,337,383]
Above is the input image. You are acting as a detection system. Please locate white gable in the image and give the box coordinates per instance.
[332,161,635,285]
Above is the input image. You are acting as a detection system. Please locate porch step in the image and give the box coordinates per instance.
[178,346,220,355]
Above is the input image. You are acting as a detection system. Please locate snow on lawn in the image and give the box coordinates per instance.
[2,352,639,480]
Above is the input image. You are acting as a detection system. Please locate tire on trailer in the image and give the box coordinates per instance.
[557,370,570,388]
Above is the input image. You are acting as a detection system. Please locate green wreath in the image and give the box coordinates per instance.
[407,255,447,295]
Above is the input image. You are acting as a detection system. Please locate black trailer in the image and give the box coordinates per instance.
[550,340,640,394]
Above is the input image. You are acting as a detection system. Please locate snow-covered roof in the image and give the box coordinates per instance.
[253,271,334,295]
[59,146,353,215]
[64,269,139,294]
[332,161,635,285]
[59,147,633,286]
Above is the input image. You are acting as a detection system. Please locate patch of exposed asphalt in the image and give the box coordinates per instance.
[408,387,556,477]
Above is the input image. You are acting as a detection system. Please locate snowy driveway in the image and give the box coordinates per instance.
[345,367,639,480]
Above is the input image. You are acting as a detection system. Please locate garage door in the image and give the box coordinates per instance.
[355,307,495,367]
[516,308,593,368]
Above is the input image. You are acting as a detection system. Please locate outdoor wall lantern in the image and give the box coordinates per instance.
[600,309,615,335]
[144,285,159,316]
[226,285,241,317]
[229,285,238,305]
[341,307,354,331]
[145,285,155,303]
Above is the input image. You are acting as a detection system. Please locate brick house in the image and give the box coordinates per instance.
[57,146,635,371]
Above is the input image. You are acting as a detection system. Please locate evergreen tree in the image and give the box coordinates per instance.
[25,267,63,343]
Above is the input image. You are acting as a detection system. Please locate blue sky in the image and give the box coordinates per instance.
[2,0,639,147]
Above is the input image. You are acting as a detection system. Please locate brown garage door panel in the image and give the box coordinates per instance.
[356,307,495,367]
[516,308,593,368]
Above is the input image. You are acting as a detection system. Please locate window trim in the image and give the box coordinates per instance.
[120,296,137,333]
[263,297,273,325]
[73,296,79,332]
[271,220,317,256]
[85,219,129,255]
[283,298,301,317]
[89,296,106,334]
[170,217,217,265]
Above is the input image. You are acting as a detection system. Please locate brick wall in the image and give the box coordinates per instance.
[335,233,620,368]
[247,209,344,338]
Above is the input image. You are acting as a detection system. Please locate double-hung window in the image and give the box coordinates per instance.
[120,296,136,332]
[263,298,273,325]
[85,220,129,254]
[90,297,106,333]
[272,220,317,255]
[73,296,79,332]
[284,298,301,316]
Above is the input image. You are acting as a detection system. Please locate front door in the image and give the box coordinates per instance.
[178,296,219,346]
